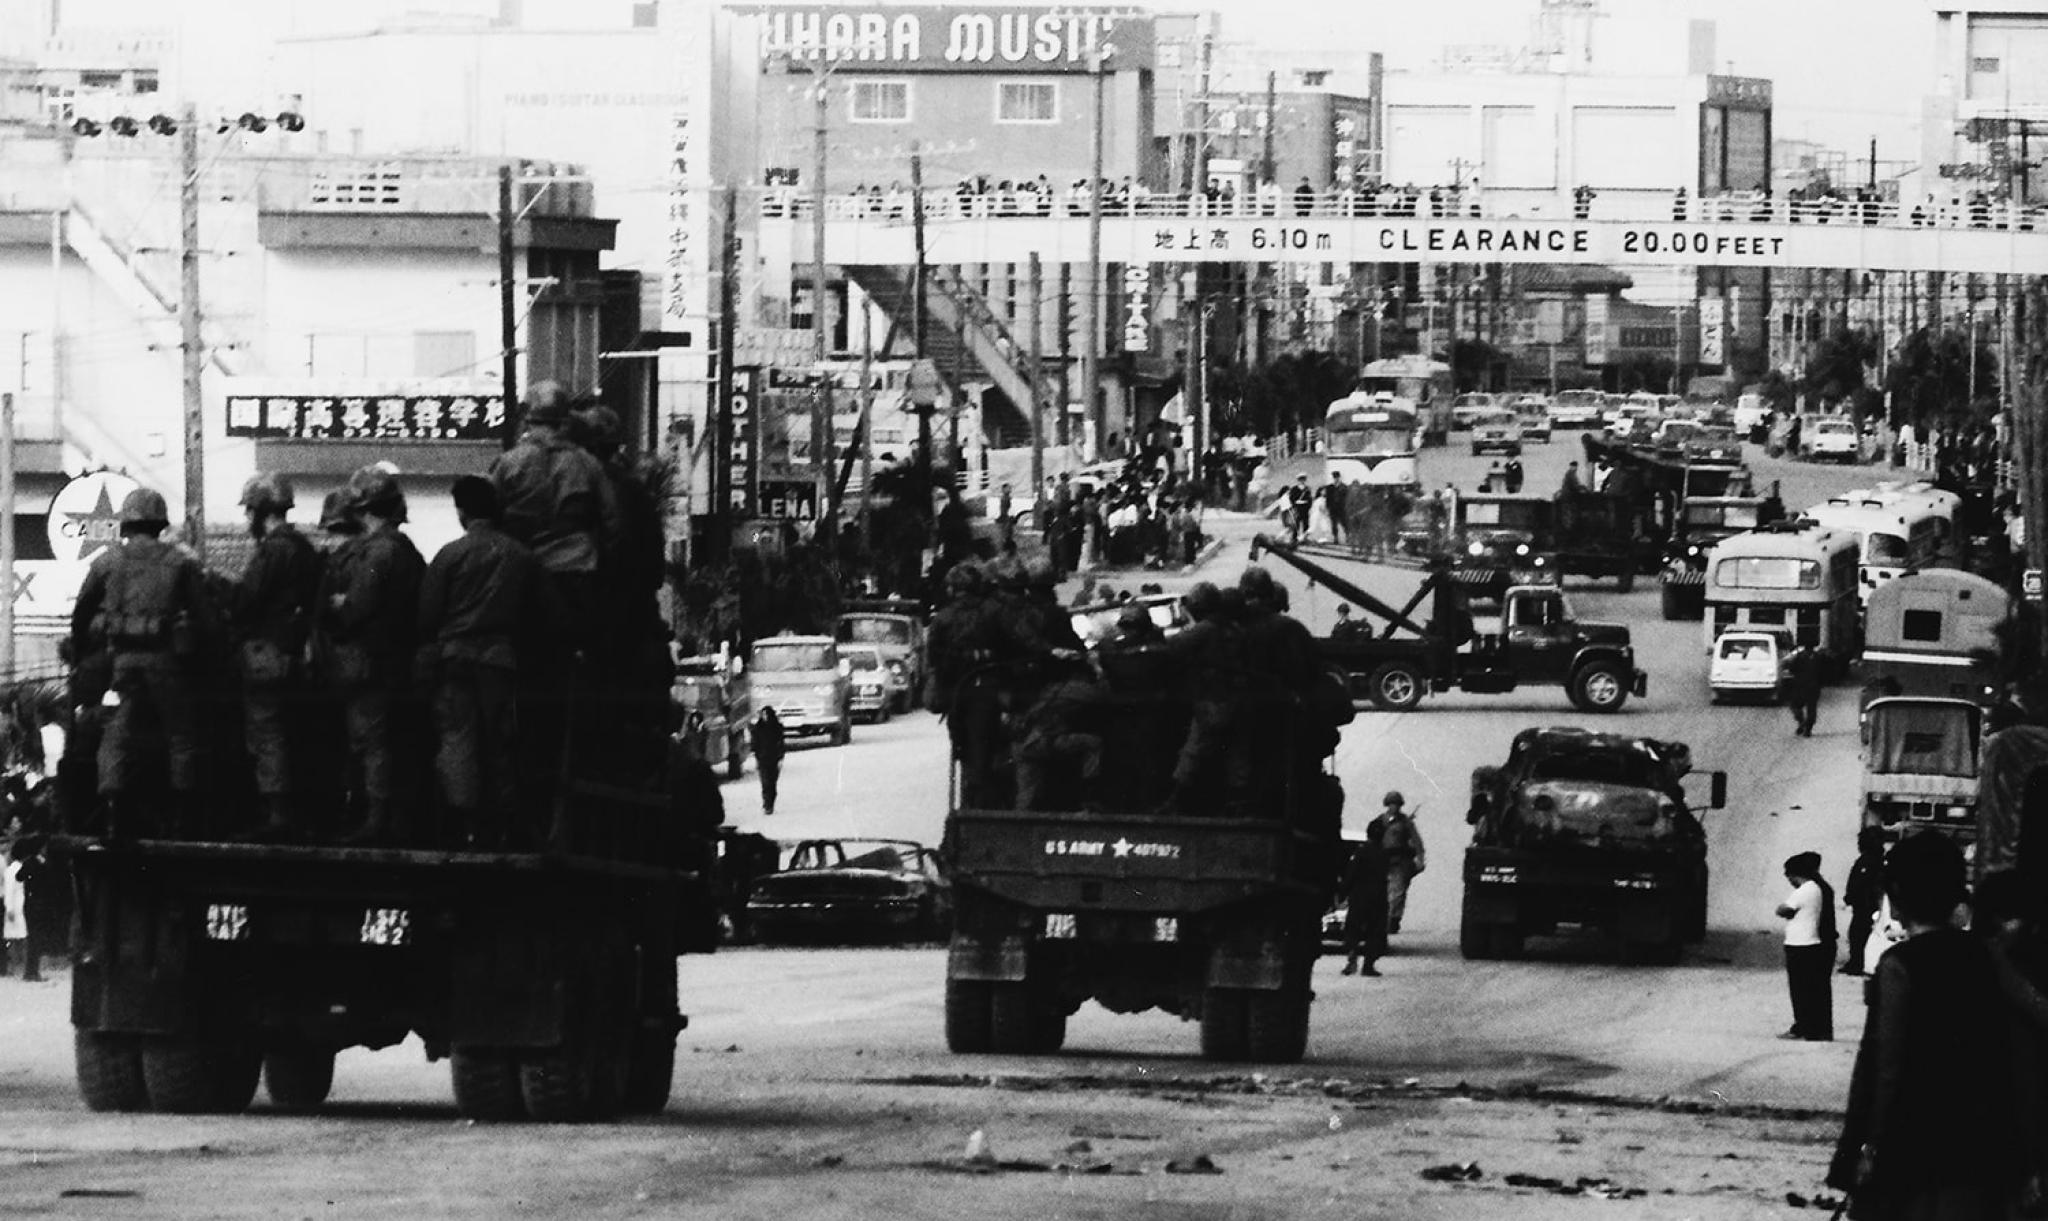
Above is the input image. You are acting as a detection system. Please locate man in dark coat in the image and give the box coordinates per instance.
[1782,644,1821,737]
[233,473,324,840]
[751,707,787,816]
[1340,831,1390,976]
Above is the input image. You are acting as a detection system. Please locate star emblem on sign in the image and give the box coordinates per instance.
[1110,837,1134,858]
[63,484,122,563]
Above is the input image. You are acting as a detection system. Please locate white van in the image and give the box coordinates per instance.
[1709,629,1793,704]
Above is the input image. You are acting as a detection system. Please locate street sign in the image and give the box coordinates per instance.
[758,478,820,522]
[2025,568,2043,602]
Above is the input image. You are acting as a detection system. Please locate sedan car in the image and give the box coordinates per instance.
[841,644,893,723]
[744,838,951,944]
[1709,629,1794,704]
[1449,392,1499,430]
[1513,403,1552,444]
[1804,417,1861,462]
[1547,390,1604,429]
[1469,409,1523,456]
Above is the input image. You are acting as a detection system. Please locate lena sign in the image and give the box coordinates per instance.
[753,6,1153,73]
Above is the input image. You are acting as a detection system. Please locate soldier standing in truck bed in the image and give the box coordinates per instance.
[69,488,213,839]
[927,561,1004,806]
[321,466,426,846]
[419,476,552,849]
[232,473,324,841]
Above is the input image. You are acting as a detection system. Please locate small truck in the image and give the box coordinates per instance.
[1461,727,1725,964]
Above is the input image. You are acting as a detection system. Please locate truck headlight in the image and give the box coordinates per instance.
[1515,543,1530,556]
[1947,805,1970,820]
[1467,542,1484,556]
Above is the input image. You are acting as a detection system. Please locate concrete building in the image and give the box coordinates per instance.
[1921,1,2048,206]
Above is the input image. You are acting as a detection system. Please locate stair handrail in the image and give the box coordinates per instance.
[926,266,1059,401]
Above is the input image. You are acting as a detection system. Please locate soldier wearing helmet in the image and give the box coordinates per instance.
[570,397,670,775]
[232,471,324,840]
[1365,791,1425,935]
[1155,579,1250,813]
[318,490,362,538]
[317,465,427,845]
[69,487,213,837]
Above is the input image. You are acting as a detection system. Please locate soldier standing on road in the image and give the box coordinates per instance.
[1368,792,1425,934]
[1841,828,1886,976]
[926,561,1004,806]
[322,466,426,846]
[1323,472,1350,546]
[1775,851,1836,1041]
[232,474,324,841]
[418,476,551,849]
[750,707,786,816]
[1782,645,1821,738]
[1285,476,1314,543]
[1340,829,1390,976]
[70,488,212,839]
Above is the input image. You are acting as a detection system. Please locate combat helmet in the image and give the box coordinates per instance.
[573,403,622,454]
[318,490,362,534]
[1181,580,1222,619]
[944,559,985,595]
[347,463,408,523]
[238,472,295,515]
[523,380,572,426]
[117,487,171,529]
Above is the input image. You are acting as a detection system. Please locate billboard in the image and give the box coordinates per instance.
[751,6,1154,72]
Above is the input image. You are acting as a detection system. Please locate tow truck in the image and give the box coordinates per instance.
[1251,535,1646,713]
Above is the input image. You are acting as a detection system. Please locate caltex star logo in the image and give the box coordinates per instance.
[49,473,137,563]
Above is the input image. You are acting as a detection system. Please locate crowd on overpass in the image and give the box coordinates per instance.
[768,177,2046,232]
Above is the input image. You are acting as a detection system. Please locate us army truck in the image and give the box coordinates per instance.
[1461,727,1724,965]
[941,668,1343,1063]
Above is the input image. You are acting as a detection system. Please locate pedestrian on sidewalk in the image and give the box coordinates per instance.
[1841,828,1886,976]
[1776,851,1837,1041]
[1339,829,1390,976]
[751,707,787,816]
[1368,791,1425,935]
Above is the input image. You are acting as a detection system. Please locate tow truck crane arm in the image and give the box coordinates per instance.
[1248,534,1439,640]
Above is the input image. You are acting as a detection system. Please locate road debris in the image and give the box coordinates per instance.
[1165,1154,1223,1175]
[1420,1162,1484,1182]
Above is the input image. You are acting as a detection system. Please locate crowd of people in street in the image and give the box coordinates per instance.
[1036,458,1209,577]
[1271,471,1416,559]
[61,381,675,853]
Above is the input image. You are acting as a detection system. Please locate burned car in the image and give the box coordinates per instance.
[744,838,951,944]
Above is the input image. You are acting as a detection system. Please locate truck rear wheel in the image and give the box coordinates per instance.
[142,1039,260,1115]
[620,1029,675,1115]
[1198,988,1249,1062]
[519,1043,599,1122]
[74,1030,147,1113]
[450,1046,524,1121]
[1245,985,1310,1063]
[944,978,993,1053]
[262,1047,336,1113]
[988,982,1038,1054]
[1459,917,1495,960]
[1367,662,1425,711]
[1569,663,1630,713]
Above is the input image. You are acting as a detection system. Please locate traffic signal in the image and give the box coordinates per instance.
[237,112,268,133]
[274,111,305,132]
[107,115,139,137]
[146,114,177,136]
[70,117,101,137]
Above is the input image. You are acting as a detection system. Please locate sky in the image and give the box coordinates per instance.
[33,0,1938,161]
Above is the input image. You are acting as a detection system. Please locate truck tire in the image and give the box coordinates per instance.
[944,978,993,1053]
[988,982,1043,1054]
[1367,661,1425,712]
[450,1046,524,1121]
[1459,917,1495,960]
[142,1039,259,1115]
[74,1030,148,1113]
[1245,985,1310,1064]
[1569,663,1630,713]
[1617,566,1636,593]
[621,1029,675,1115]
[1199,988,1249,1062]
[262,1047,336,1113]
[1659,582,1683,621]
[519,1044,597,1122]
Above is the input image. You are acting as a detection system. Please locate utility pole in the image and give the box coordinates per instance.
[498,163,519,450]
[910,143,928,357]
[1028,252,1045,496]
[1261,70,1277,186]
[1190,24,1214,196]
[810,65,836,537]
[179,104,204,562]
[1,392,14,683]
[857,308,874,545]
[1082,44,1110,460]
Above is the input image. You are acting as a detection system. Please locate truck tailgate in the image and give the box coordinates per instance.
[947,809,1316,913]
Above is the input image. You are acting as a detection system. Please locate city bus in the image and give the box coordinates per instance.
[1800,481,1960,605]
[1321,397,1423,487]
[1704,521,1863,678]
[1348,355,1454,446]
[1861,567,2010,707]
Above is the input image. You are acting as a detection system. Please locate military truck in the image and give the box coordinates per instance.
[1461,727,1725,964]
[1447,492,1652,599]
[1254,536,1647,713]
[942,668,1343,1063]
[1861,696,1984,844]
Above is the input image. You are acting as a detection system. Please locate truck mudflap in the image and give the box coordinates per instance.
[947,934,1031,983]
[1204,921,1290,991]
[1632,670,1648,698]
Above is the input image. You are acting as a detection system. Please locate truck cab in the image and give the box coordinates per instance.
[1478,586,1642,710]
[748,634,853,745]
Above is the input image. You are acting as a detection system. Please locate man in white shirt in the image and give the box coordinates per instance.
[1773,851,1837,1041]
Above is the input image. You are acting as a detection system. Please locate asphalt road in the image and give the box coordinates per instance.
[0,432,1897,1218]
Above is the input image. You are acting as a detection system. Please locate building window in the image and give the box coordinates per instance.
[997,81,1058,124]
[850,80,909,123]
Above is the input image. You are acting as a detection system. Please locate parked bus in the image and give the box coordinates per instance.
[1349,355,1453,446]
[1321,397,1422,488]
[1800,482,1960,605]
[1860,567,2009,708]
[1704,521,1862,677]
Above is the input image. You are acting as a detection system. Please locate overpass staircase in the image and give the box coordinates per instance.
[845,263,1060,450]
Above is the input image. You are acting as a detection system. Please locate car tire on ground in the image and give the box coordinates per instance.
[1367,661,1425,711]
[1569,662,1630,713]
[74,1030,148,1113]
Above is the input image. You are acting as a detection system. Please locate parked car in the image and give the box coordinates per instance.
[1733,393,1771,437]
[1470,409,1524,456]
[1709,628,1794,704]
[842,644,893,723]
[745,838,951,944]
[1804,416,1861,462]
[673,652,751,778]
[1513,401,1553,444]
[748,634,853,745]
[1548,390,1604,429]
[835,605,926,714]
[1450,392,1500,430]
